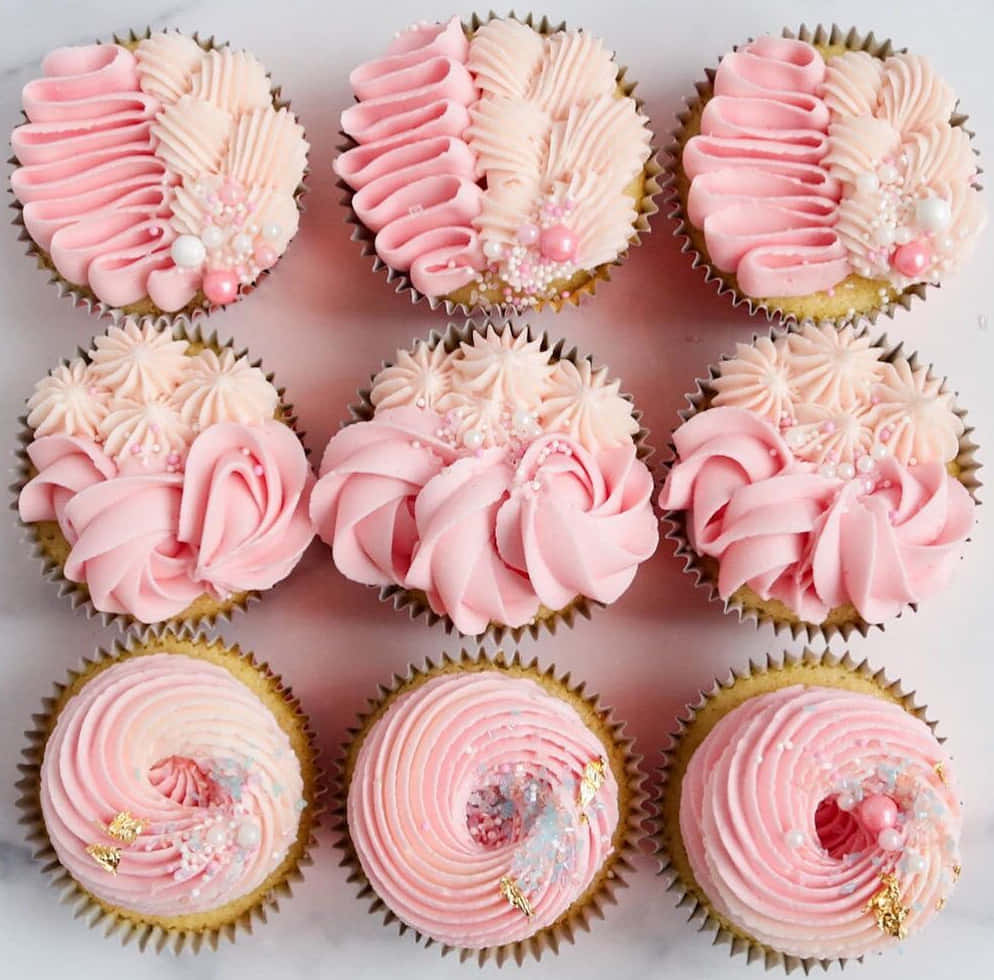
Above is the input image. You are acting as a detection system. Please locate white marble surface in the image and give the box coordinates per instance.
[1,0,992,976]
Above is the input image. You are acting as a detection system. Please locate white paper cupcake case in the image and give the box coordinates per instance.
[662,24,981,328]
[657,322,982,642]
[337,11,662,319]
[332,648,648,966]
[8,26,310,327]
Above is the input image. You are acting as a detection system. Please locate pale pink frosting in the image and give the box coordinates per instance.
[659,407,975,624]
[369,340,453,411]
[25,359,110,439]
[99,397,194,470]
[87,319,189,399]
[336,16,485,296]
[62,473,204,621]
[348,671,619,948]
[446,326,552,405]
[683,37,849,297]
[41,653,304,917]
[681,685,961,959]
[177,421,315,595]
[11,34,307,312]
[169,348,279,428]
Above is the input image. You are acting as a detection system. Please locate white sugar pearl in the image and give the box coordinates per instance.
[819,462,837,479]
[915,196,952,233]
[872,443,889,460]
[838,462,856,480]
[878,163,898,184]
[873,224,895,247]
[170,234,206,268]
[512,409,535,433]
[236,820,261,848]
[201,225,224,249]
[482,240,504,260]
[837,792,857,811]
[878,828,903,851]
[462,428,484,450]
[785,428,805,448]
[205,825,226,848]
[857,455,875,474]
[856,172,879,194]
[262,222,282,241]
[233,233,254,255]
[785,829,804,849]
[894,225,915,245]
[905,852,928,873]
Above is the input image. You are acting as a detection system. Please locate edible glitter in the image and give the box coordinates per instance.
[864,873,910,939]
[498,875,533,917]
[86,843,121,875]
[105,810,146,844]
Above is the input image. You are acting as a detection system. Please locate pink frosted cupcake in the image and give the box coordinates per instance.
[15,319,315,631]
[658,323,979,638]
[337,652,643,964]
[309,322,658,638]
[10,30,308,320]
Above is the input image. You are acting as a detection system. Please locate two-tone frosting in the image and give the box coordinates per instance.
[11,32,308,312]
[681,685,961,959]
[19,320,315,623]
[41,653,305,917]
[659,324,974,625]
[683,37,985,297]
[348,671,620,948]
[336,16,652,307]
[310,328,657,634]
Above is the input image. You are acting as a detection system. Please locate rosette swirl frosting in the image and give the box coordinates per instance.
[348,671,620,948]
[681,685,961,959]
[41,653,304,917]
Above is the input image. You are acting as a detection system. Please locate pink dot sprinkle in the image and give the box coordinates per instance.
[167,453,180,465]
[539,224,577,263]
[219,181,245,206]
[131,444,141,455]
[820,420,837,435]
[241,447,251,456]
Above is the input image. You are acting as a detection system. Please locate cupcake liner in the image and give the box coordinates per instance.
[341,317,655,643]
[10,317,305,638]
[8,27,310,328]
[663,23,980,328]
[655,647,942,973]
[14,629,324,953]
[333,648,647,966]
[336,11,662,318]
[657,322,982,642]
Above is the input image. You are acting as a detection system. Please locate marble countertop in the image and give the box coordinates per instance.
[1,0,992,976]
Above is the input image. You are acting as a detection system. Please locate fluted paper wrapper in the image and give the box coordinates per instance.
[663,24,980,328]
[337,11,662,318]
[334,649,646,966]
[8,27,309,328]
[340,318,654,642]
[15,630,323,953]
[10,317,304,638]
[655,648,942,973]
[657,322,981,641]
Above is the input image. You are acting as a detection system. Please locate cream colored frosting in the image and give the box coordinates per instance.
[26,359,110,440]
[369,340,452,411]
[99,397,194,470]
[447,325,553,405]
[170,348,278,428]
[188,48,271,114]
[135,31,203,103]
[88,320,189,399]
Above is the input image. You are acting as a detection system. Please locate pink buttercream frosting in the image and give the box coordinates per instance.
[11,33,308,312]
[683,37,986,297]
[348,671,620,948]
[40,653,304,917]
[681,685,961,959]
[310,331,656,634]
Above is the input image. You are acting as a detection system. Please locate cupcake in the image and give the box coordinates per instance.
[668,25,986,325]
[16,632,320,951]
[336,651,644,964]
[657,651,962,968]
[335,13,659,314]
[10,29,308,321]
[309,321,658,639]
[658,323,979,638]
[15,318,315,631]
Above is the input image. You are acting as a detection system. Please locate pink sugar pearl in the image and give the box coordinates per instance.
[516,223,539,246]
[891,238,933,277]
[254,244,279,269]
[539,224,577,263]
[858,794,899,834]
[219,181,245,206]
[203,269,238,305]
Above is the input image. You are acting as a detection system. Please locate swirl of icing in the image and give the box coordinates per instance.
[405,450,540,634]
[447,325,552,405]
[821,51,883,118]
[26,359,110,439]
[682,684,960,959]
[878,55,956,134]
[712,337,797,424]
[87,320,188,399]
[869,360,964,465]
[369,340,454,411]
[538,359,639,451]
[40,653,304,917]
[784,323,885,410]
[336,17,485,297]
[177,421,314,595]
[134,31,203,103]
[683,37,850,297]
[787,401,876,466]
[169,348,279,428]
[151,95,232,181]
[348,670,619,948]
[19,435,117,540]
[812,457,974,623]
[495,436,657,611]
[62,473,204,622]
[99,397,194,470]
[310,407,457,586]
[188,49,271,114]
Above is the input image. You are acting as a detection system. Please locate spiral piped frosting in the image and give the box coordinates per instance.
[347,671,620,948]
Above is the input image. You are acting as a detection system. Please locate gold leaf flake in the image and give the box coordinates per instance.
[498,876,533,918]
[864,873,909,939]
[85,843,121,875]
[936,897,947,911]
[934,762,947,785]
[105,811,146,844]
[953,863,962,882]
[577,757,608,820]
